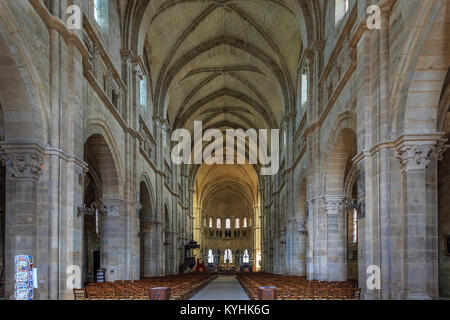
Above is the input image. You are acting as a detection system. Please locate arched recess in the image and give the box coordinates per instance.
[84,134,122,282]
[0,5,49,144]
[139,179,153,278]
[393,0,450,135]
[324,128,357,196]
[85,121,124,196]
[323,128,357,281]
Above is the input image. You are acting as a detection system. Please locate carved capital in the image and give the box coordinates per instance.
[0,143,44,180]
[322,196,346,216]
[100,199,122,217]
[396,144,434,170]
[432,142,450,161]
[395,134,448,171]
[396,133,449,171]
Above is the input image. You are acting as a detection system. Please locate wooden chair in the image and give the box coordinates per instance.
[86,286,102,300]
[73,288,86,301]
[102,287,115,300]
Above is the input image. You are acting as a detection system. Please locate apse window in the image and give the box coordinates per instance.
[225,249,233,263]
[235,218,240,229]
[217,218,221,229]
[140,76,147,109]
[208,250,214,264]
[209,217,213,228]
[243,250,250,264]
[244,217,248,228]
[335,0,350,25]
[94,0,109,29]
[226,219,231,230]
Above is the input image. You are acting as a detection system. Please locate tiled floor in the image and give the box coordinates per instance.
[191,276,250,300]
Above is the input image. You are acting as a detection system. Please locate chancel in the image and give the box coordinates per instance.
[0,0,449,301]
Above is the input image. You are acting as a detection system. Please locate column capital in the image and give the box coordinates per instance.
[0,142,44,180]
[395,134,448,171]
[100,198,123,217]
[322,195,346,216]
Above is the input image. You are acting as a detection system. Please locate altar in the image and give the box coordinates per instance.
[218,259,236,274]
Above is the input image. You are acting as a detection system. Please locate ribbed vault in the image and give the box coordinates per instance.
[139,0,307,132]
[193,163,259,215]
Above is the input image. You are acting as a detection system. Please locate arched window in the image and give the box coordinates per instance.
[335,0,350,26]
[208,250,214,264]
[243,217,248,228]
[225,249,233,264]
[209,217,213,228]
[217,218,221,229]
[94,0,109,29]
[243,249,250,264]
[301,69,308,106]
[95,208,100,236]
[226,219,231,229]
[352,208,358,243]
[140,76,147,109]
[204,218,206,227]
[235,218,240,229]
[249,218,253,227]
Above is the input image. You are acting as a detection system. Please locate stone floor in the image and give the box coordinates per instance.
[191,276,250,300]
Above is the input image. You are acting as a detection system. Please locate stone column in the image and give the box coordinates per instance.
[305,200,314,279]
[396,136,447,299]
[313,197,326,280]
[151,221,163,275]
[253,205,262,271]
[48,26,60,301]
[140,217,152,278]
[99,199,122,282]
[323,195,347,281]
[193,205,202,260]
[154,117,165,276]
[0,143,44,299]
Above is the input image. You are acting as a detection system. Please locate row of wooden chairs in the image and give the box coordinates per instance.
[237,273,361,300]
[74,273,218,300]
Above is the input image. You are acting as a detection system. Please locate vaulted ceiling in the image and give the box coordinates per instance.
[193,163,259,212]
[141,0,305,132]
[136,0,307,207]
